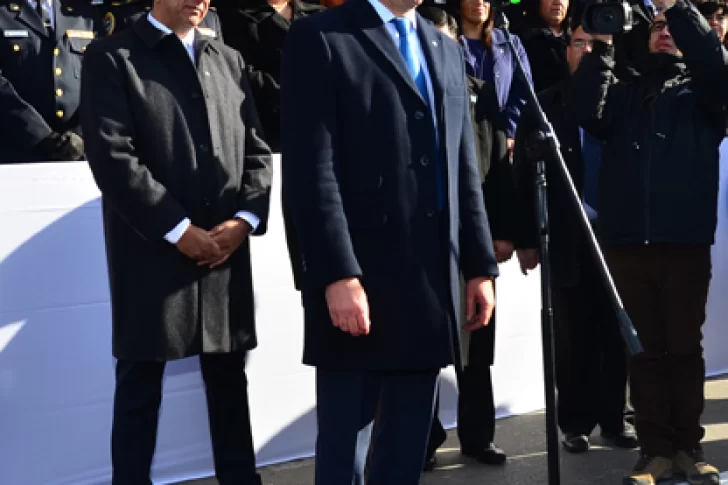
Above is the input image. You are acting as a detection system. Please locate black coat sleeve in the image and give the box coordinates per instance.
[280,19,363,289]
[665,0,728,120]
[80,44,188,241]
[0,72,53,154]
[567,41,629,141]
[458,55,500,281]
[511,97,539,250]
[237,54,273,235]
[477,81,517,243]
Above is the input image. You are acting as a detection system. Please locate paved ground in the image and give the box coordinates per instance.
[181,377,728,485]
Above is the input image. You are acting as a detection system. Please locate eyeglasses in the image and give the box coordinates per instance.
[650,20,669,33]
[570,39,594,49]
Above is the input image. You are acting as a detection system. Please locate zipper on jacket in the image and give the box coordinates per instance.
[643,94,658,245]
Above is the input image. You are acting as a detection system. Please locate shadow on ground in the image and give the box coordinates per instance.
[182,377,728,485]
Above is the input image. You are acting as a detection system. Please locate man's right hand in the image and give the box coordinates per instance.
[325,277,370,337]
[176,225,222,262]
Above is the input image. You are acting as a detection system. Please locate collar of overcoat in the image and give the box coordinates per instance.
[343,0,447,114]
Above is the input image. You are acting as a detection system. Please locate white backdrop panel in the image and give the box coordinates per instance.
[0,155,724,485]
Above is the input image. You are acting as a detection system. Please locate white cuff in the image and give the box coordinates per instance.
[234,211,260,231]
[164,218,191,244]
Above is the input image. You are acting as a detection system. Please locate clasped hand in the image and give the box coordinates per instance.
[176,219,251,268]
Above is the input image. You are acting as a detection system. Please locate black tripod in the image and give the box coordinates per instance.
[495,8,644,485]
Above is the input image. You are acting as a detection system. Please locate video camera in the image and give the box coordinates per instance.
[582,0,637,34]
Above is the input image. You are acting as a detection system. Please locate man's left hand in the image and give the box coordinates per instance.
[464,277,496,331]
[198,219,252,268]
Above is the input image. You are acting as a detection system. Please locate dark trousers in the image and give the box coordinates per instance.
[552,254,628,436]
[428,314,497,454]
[314,368,438,485]
[428,365,497,451]
[111,354,261,485]
[606,245,711,457]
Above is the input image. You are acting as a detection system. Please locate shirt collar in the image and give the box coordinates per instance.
[147,13,196,50]
[367,0,417,31]
[27,0,52,8]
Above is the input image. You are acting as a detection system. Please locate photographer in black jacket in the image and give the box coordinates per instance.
[569,1,727,483]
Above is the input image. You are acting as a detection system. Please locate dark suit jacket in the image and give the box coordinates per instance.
[80,16,273,361]
[0,0,101,162]
[280,0,498,371]
[514,79,594,288]
[468,76,516,243]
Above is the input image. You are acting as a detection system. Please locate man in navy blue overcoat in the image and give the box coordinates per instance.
[280,0,499,482]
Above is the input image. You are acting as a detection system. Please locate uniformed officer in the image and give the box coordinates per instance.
[101,0,223,39]
[0,0,102,163]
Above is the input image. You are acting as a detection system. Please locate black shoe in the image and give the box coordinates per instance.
[422,425,447,472]
[602,422,639,449]
[462,443,507,465]
[562,433,590,453]
[423,454,437,472]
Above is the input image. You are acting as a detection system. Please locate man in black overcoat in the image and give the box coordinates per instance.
[79,0,273,482]
[280,0,499,482]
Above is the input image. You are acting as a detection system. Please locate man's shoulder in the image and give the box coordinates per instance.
[291,1,351,34]
[86,26,136,57]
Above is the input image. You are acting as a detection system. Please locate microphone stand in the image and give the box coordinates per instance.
[495,8,643,485]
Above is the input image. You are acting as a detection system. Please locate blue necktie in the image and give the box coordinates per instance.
[580,128,603,220]
[392,18,444,210]
[392,18,429,101]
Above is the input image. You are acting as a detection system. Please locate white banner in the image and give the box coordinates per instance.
[0,154,724,485]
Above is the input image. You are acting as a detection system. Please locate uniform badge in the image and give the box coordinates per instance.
[9,3,21,11]
[196,27,217,38]
[66,29,95,40]
[104,12,116,35]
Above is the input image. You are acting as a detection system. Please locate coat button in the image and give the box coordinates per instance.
[54,47,60,56]
[420,155,429,166]
[414,111,424,120]
[56,88,63,97]
[55,67,62,76]
[13,44,20,52]
[56,110,64,118]
[567,147,573,153]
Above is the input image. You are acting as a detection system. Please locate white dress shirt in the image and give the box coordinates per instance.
[27,0,54,28]
[146,13,261,243]
[367,0,438,134]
